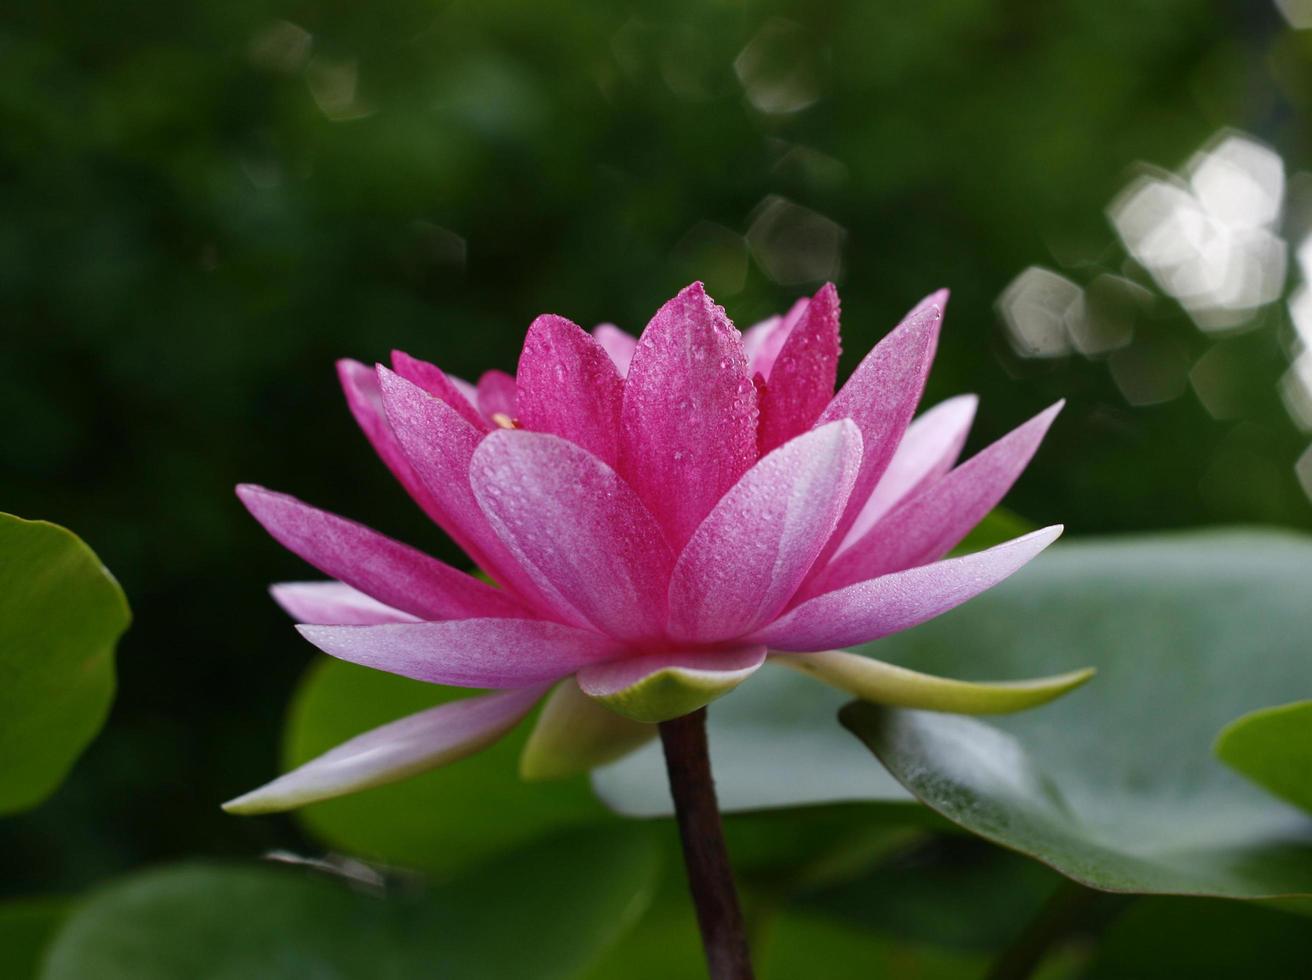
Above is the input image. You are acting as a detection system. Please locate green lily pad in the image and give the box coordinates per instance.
[282,658,612,874]
[0,514,129,815]
[842,530,1312,898]
[1215,701,1312,814]
[39,827,659,980]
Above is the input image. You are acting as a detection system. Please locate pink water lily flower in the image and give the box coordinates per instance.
[225,282,1090,813]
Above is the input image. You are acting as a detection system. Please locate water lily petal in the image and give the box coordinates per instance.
[668,420,861,643]
[470,430,674,642]
[223,686,546,814]
[752,526,1062,652]
[269,581,418,625]
[390,350,489,431]
[620,282,759,548]
[338,359,448,525]
[779,649,1094,714]
[592,324,637,377]
[519,680,656,781]
[477,369,518,421]
[378,367,564,619]
[577,647,767,723]
[839,394,978,553]
[517,315,625,467]
[298,619,621,688]
[817,402,1061,593]
[743,297,808,379]
[236,485,528,621]
[810,290,945,570]
[756,284,842,454]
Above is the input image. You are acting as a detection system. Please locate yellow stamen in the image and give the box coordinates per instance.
[491,412,520,429]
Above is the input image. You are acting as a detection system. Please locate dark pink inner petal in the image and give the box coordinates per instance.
[390,350,490,432]
[619,282,759,549]
[477,369,518,422]
[516,314,625,468]
[756,283,842,455]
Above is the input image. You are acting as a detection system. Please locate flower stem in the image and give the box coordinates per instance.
[658,708,755,980]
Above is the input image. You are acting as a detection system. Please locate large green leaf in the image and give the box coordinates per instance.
[842,530,1312,898]
[282,658,612,874]
[0,514,129,814]
[1215,700,1312,814]
[40,827,659,980]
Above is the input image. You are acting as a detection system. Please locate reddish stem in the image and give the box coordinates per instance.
[658,708,755,980]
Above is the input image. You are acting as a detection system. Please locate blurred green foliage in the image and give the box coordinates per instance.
[3,0,1311,923]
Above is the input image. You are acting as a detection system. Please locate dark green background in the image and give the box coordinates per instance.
[3,0,1310,893]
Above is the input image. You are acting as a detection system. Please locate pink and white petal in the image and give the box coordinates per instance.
[577,647,767,723]
[222,686,546,814]
[519,680,656,781]
[741,314,782,373]
[747,297,809,379]
[752,526,1063,652]
[378,367,565,620]
[298,619,622,688]
[471,430,674,642]
[477,369,518,422]
[516,315,625,467]
[390,350,489,431]
[809,291,946,572]
[338,359,448,525]
[668,420,862,643]
[592,324,638,377]
[756,284,842,454]
[838,394,978,554]
[236,485,528,621]
[269,581,418,626]
[816,402,1062,593]
[620,282,759,548]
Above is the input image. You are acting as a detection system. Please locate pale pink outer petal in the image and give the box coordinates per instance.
[269,581,419,625]
[814,402,1062,594]
[338,359,449,525]
[222,686,547,813]
[746,297,809,379]
[592,324,638,377]
[377,367,566,620]
[756,284,842,454]
[516,315,625,467]
[448,375,480,411]
[390,350,489,431]
[740,314,782,372]
[236,485,529,621]
[838,394,978,554]
[751,526,1063,652]
[297,619,621,688]
[470,430,675,642]
[667,420,862,643]
[807,291,946,574]
[619,282,759,548]
[477,369,518,421]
